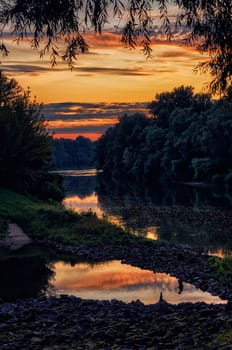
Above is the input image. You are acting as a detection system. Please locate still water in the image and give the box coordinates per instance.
[63,169,232,255]
[0,253,226,304]
[51,260,225,305]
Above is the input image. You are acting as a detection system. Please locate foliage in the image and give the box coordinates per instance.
[149,86,211,127]
[0,73,64,200]
[95,113,150,178]
[52,136,95,170]
[96,85,232,186]
[216,329,232,346]
[0,1,231,93]
[209,255,232,283]
[0,187,139,247]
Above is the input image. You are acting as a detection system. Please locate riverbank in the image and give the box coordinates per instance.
[0,187,136,248]
[1,187,232,348]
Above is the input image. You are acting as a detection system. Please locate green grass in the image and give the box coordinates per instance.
[0,187,140,247]
[216,329,232,346]
[209,255,232,282]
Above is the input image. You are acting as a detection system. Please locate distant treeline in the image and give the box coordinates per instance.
[52,136,95,170]
[96,85,232,188]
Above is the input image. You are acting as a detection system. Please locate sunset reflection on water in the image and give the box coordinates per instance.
[51,260,226,305]
[63,193,103,217]
[63,194,159,239]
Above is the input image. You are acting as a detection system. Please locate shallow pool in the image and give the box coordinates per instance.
[50,260,226,305]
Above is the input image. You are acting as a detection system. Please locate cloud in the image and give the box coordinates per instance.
[49,125,113,134]
[0,63,68,75]
[2,61,154,77]
[48,118,119,129]
[1,57,177,78]
[75,67,152,76]
[157,50,192,59]
[43,101,149,121]
[44,101,150,139]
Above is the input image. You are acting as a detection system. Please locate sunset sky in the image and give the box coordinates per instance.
[1,23,210,140]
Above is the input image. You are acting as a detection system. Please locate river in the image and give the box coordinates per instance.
[62,169,232,256]
[1,169,231,304]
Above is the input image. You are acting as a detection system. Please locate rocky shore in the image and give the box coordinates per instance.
[2,224,232,348]
[1,295,232,349]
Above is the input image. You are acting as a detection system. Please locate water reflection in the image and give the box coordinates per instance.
[63,194,103,217]
[0,255,54,301]
[63,171,97,198]
[51,260,225,305]
[0,251,226,305]
[63,173,232,253]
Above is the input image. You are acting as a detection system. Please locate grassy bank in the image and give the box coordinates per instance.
[0,187,139,247]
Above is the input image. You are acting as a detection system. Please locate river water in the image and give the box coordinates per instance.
[63,169,232,256]
[1,169,231,304]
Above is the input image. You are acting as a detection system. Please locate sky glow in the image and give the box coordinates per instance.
[1,31,210,140]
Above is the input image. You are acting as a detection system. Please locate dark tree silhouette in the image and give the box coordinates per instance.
[0,73,64,200]
[0,1,231,93]
[96,85,232,185]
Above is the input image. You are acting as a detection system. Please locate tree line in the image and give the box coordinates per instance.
[96,85,232,189]
[52,137,95,170]
[1,72,232,199]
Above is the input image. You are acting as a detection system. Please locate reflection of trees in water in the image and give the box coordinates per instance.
[0,256,55,301]
[63,175,96,198]
[96,175,232,250]
[97,174,232,208]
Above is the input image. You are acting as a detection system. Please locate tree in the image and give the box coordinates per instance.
[149,85,212,127]
[0,1,231,94]
[0,73,64,200]
[149,86,195,127]
[52,136,95,170]
[0,72,22,106]
[96,84,232,185]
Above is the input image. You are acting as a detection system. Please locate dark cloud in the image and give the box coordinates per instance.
[1,62,176,77]
[45,101,150,138]
[157,50,191,58]
[0,64,67,74]
[43,102,149,121]
[75,67,152,76]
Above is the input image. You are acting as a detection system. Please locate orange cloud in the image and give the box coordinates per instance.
[48,117,119,129]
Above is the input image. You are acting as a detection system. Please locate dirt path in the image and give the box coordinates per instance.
[2,223,32,250]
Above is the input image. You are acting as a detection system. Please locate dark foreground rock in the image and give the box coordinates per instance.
[0,296,232,349]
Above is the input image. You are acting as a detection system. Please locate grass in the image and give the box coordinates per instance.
[0,187,141,247]
[208,255,232,283]
[216,329,232,346]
